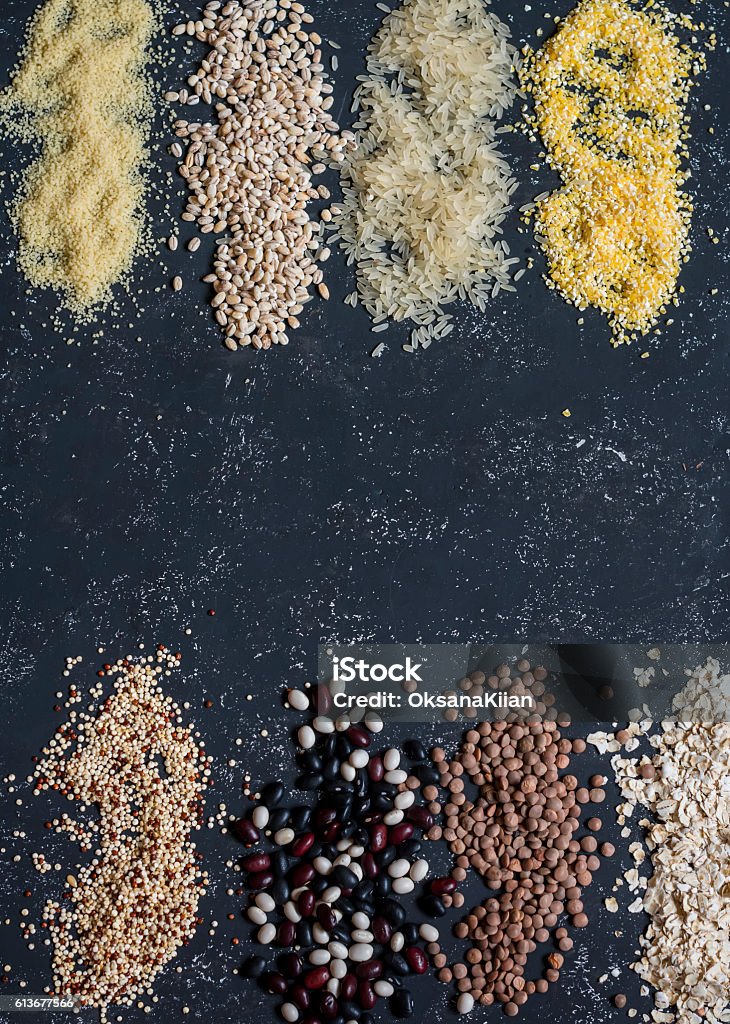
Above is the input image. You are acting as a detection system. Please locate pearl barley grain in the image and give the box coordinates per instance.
[169,0,353,351]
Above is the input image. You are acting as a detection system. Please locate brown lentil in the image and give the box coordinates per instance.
[426,662,604,1015]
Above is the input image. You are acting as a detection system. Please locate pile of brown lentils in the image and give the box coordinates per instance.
[169,0,354,350]
[32,649,212,1015]
[424,660,611,1016]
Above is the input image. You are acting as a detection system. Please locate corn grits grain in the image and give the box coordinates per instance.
[519,0,707,345]
[33,650,211,1017]
[0,0,158,314]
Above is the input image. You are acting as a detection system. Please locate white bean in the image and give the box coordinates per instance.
[330,958,347,979]
[252,805,270,829]
[388,859,410,878]
[257,923,276,944]
[284,901,301,923]
[297,725,316,749]
[383,748,400,771]
[349,943,374,963]
[410,859,429,882]
[349,749,369,769]
[457,993,475,1014]
[255,893,275,913]
[287,688,309,711]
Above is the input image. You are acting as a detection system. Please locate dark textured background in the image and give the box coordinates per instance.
[0,0,728,1020]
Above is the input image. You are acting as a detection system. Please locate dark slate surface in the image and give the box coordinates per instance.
[0,0,728,1021]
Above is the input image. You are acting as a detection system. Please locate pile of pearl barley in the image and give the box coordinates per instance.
[33,649,211,1015]
[169,0,354,351]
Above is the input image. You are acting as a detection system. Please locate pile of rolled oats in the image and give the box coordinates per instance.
[594,657,730,1024]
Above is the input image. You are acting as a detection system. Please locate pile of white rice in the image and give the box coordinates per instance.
[330,0,520,352]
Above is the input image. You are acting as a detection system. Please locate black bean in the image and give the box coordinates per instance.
[353,880,374,902]
[262,782,286,807]
[353,827,369,846]
[413,764,440,787]
[323,759,341,781]
[418,894,447,918]
[374,874,391,897]
[296,920,312,947]
[371,793,392,813]
[384,952,411,976]
[397,840,421,858]
[268,808,291,831]
[329,790,352,815]
[297,772,324,790]
[339,1000,362,1020]
[403,740,427,762]
[402,923,418,945]
[357,900,375,917]
[336,734,353,758]
[377,898,406,927]
[241,955,266,978]
[379,847,396,868]
[353,798,372,818]
[278,952,303,977]
[391,988,414,1017]
[271,851,292,876]
[336,896,356,917]
[331,865,358,890]
[299,752,323,773]
[323,735,337,759]
[311,875,329,896]
[271,877,290,903]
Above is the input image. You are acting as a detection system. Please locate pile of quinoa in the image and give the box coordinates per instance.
[32,648,211,1016]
